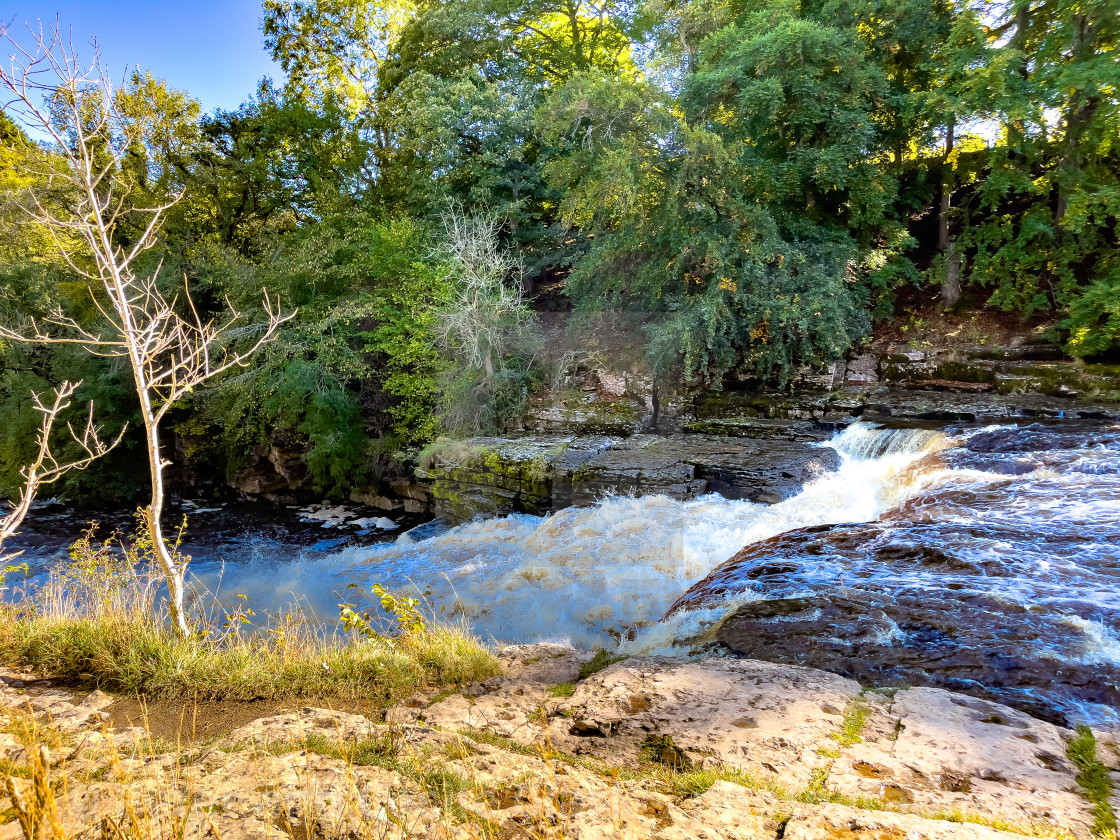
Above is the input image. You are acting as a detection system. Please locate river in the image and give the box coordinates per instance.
[6,420,1119,729]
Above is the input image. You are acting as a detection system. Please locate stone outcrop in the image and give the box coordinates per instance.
[422,436,613,521]
[199,339,1120,525]
[0,649,1112,839]
[782,342,1120,403]
[424,434,840,521]
[696,385,1120,429]
[396,646,1112,838]
[349,477,432,514]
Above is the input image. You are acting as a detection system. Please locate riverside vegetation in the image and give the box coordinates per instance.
[0,525,499,705]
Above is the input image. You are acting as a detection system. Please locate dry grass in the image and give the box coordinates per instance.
[0,527,499,705]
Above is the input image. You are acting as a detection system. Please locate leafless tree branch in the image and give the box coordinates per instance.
[0,381,123,563]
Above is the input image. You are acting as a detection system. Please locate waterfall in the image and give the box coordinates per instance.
[266,423,970,648]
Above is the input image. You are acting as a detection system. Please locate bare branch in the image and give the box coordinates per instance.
[434,205,535,380]
[0,381,124,562]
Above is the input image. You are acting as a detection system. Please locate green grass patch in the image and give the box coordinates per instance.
[301,731,399,768]
[548,682,575,698]
[578,649,628,680]
[0,534,500,707]
[455,727,538,758]
[923,808,1076,839]
[0,757,30,779]
[1067,725,1117,838]
[829,699,872,747]
[416,766,471,804]
[652,765,762,798]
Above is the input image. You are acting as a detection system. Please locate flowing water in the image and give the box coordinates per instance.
[7,420,1119,728]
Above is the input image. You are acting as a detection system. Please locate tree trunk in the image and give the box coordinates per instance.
[942,238,961,310]
[141,401,192,637]
[1055,13,1098,225]
[938,119,955,253]
[939,119,959,309]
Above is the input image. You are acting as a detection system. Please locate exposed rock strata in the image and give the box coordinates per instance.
[425,434,840,521]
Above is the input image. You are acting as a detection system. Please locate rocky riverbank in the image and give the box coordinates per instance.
[2,644,1116,839]
[187,340,1120,524]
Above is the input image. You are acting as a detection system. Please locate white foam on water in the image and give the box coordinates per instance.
[202,423,966,648]
[1060,614,1120,666]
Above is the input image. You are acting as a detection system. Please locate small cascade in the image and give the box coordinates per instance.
[830,423,954,459]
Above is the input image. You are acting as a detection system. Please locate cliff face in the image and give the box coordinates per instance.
[3,644,1115,839]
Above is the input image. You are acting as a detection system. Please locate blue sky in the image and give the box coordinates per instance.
[6,1,281,114]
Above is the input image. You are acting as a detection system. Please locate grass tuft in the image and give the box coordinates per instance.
[577,649,627,680]
[924,808,1078,839]
[1067,724,1118,838]
[829,698,873,748]
[548,682,575,698]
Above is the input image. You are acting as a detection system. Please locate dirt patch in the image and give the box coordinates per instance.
[871,295,1057,351]
[106,696,386,742]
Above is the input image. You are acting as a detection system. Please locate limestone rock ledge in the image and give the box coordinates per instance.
[0,648,1111,840]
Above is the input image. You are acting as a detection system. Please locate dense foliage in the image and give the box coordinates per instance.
[1,0,1118,500]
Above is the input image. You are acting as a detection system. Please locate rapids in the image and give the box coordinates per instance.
[313,423,964,646]
[6,420,1119,728]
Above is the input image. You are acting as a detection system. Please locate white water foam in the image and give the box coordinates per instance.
[193,424,969,648]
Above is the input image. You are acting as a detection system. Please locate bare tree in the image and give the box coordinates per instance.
[0,20,294,634]
[1,382,120,563]
[435,207,535,383]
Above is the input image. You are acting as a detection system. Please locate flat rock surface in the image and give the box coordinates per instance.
[0,649,1102,839]
[781,803,1047,839]
[829,687,1091,835]
[548,657,861,788]
[572,434,839,506]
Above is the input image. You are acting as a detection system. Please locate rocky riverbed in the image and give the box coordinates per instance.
[0,643,1116,839]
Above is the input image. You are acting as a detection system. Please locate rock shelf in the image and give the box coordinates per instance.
[2,644,1115,839]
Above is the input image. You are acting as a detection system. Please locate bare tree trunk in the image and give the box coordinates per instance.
[942,238,961,309]
[939,119,959,309]
[139,399,190,636]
